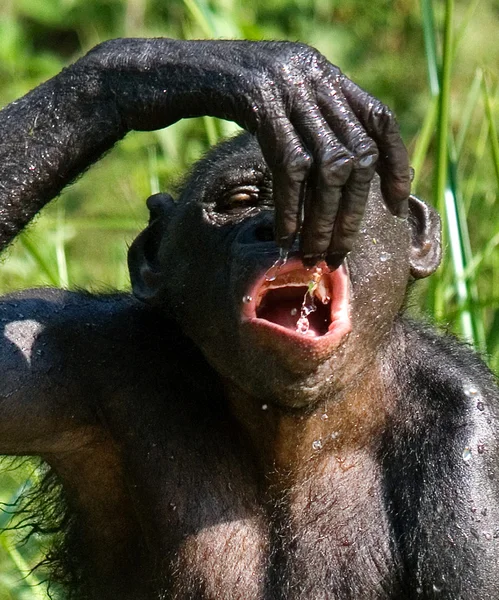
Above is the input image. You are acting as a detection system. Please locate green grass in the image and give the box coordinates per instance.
[0,0,498,597]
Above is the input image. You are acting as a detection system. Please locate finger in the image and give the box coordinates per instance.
[314,88,378,263]
[298,136,354,261]
[256,111,312,250]
[327,179,369,264]
[340,77,411,218]
[288,97,378,263]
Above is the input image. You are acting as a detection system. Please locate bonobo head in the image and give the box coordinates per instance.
[128,134,441,407]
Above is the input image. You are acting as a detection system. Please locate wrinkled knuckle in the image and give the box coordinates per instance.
[312,221,335,249]
[380,104,395,122]
[282,42,326,75]
[274,41,313,66]
[372,101,400,133]
[343,213,362,234]
[284,147,312,183]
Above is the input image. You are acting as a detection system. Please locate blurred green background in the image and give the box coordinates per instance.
[0,0,498,597]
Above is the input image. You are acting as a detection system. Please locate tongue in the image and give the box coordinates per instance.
[257,296,303,331]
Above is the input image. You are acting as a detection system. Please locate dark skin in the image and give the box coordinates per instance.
[1,40,499,600]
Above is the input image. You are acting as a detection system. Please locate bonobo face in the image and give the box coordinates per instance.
[129,134,441,407]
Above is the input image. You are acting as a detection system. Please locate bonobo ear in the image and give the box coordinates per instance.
[407,195,442,279]
[128,193,176,304]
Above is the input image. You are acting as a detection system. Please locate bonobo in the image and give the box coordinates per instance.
[0,39,498,600]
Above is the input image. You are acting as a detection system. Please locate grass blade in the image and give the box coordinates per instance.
[482,73,499,189]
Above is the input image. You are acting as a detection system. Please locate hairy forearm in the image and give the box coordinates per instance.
[0,38,250,251]
[0,64,126,250]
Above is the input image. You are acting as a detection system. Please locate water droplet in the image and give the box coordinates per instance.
[265,265,278,282]
[321,413,328,421]
[416,588,423,595]
[242,295,252,304]
[302,302,316,317]
[464,383,480,398]
[312,439,322,451]
[379,251,391,262]
[462,446,472,462]
[261,404,268,411]
[296,316,310,335]
[483,532,492,541]
[265,250,288,282]
[290,308,298,316]
[295,267,322,334]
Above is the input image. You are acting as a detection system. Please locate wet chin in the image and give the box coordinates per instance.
[222,345,340,407]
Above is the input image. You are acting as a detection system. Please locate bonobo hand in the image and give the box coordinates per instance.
[80,39,410,266]
[0,38,410,263]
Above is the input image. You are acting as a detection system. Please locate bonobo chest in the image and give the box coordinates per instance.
[156,456,394,600]
[111,400,396,600]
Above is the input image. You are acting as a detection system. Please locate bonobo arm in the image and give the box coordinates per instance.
[0,38,410,265]
[0,289,102,455]
[0,287,173,455]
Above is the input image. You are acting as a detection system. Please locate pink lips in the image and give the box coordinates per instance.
[240,259,351,361]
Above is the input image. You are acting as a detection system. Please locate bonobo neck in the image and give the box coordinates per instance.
[224,359,394,490]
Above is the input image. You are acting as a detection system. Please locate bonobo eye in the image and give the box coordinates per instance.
[219,185,260,213]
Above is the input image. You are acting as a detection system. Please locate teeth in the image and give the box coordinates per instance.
[266,273,310,289]
[316,277,330,304]
[256,269,332,307]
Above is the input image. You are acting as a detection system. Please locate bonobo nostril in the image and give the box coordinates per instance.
[254,223,274,242]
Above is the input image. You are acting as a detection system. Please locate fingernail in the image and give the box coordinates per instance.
[358,153,377,168]
[396,199,409,220]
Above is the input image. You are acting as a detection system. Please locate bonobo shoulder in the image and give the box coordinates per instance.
[0,288,193,380]
[396,317,499,417]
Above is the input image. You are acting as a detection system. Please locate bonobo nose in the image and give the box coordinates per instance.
[254,220,274,243]
[236,212,274,245]
[237,213,304,255]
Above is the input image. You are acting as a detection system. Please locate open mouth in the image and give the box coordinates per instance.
[241,259,351,351]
